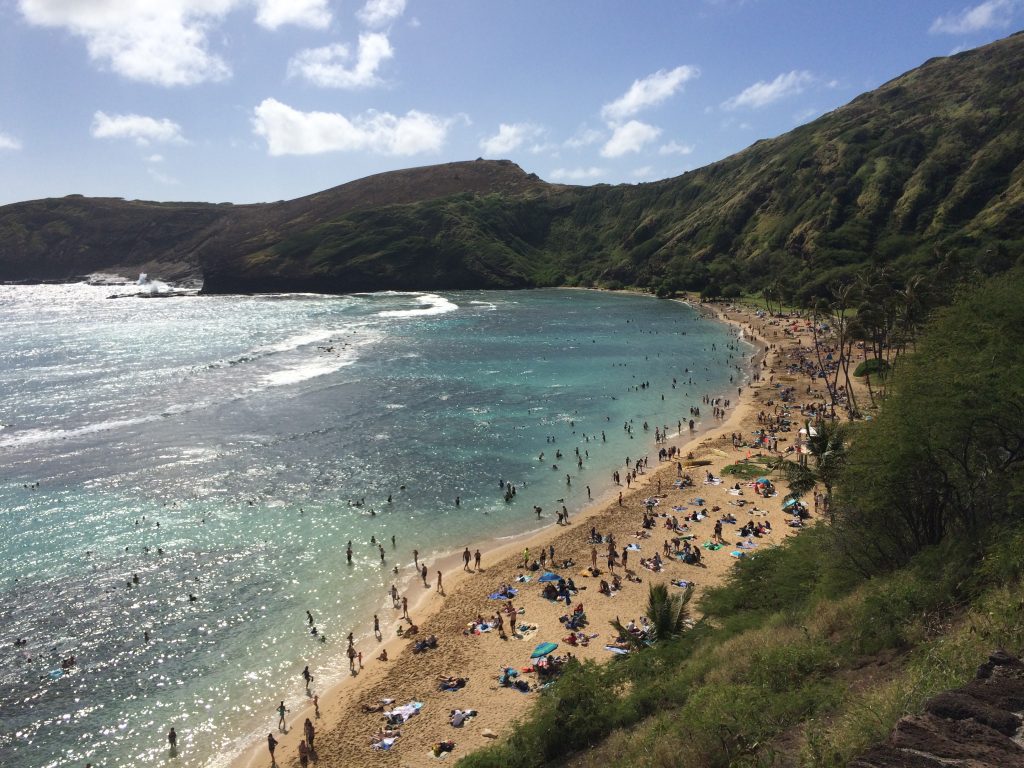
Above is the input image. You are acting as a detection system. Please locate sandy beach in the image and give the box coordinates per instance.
[232,298,835,768]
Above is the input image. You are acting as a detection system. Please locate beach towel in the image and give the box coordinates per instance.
[730,550,746,558]
[672,505,687,511]
[385,701,424,723]
[488,588,518,600]
[538,572,560,583]
[372,737,398,750]
[671,579,693,588]
[702,541,723,550]
[625,543,641,551]
[604,646,629,654]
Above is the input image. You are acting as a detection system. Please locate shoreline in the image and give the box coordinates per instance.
[230,297,778,768]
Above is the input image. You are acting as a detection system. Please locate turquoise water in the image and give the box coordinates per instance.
[0,285,750,767]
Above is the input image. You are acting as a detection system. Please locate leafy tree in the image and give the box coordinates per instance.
[832,268,1024,574]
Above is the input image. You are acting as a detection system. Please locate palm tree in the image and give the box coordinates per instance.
[774,419,848,518]
[609,583,693,650]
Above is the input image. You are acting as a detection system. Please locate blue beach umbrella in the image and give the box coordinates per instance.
[531,641,558,658]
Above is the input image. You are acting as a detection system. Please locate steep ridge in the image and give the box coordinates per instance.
[2,32,1023,294]
[850,651,1024,768]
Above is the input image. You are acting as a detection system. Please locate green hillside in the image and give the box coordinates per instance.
[201,30,1024,296]
[2,33,1023,297]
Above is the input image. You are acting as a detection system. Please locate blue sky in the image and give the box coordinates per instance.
[0,0,1021,205]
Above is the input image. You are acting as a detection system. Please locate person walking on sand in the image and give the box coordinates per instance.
[267,733,278,765]
[463,547,471,571]
[304,717,315,750]
[347,644,357,674]
[390,583,399,607]
[436,570,443,594]
[474,549,481,570]
[402,595,409,620]
[522,548,529,569]
[421,563,429,587]
[298,738,309,768]
[591,546,598,570]
[413,549,419,568]
[277,701,288,731]
[373,614,381,639]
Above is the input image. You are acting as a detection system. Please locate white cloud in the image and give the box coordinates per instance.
[146,153,165,163]
[91,111,186,145]
[601,65,699,122]
[600,120,661,158]
[930,0,1018,34]
[722,70,814,110]
[0,131,22,150]
[659,140,694,156]
[479,123,542,156]
[254,0,331,30]
[549,167,605,182]
[631,166,654,179]
[564,127,603,149]
[18,0,334,86]
[252,98,450,156]
[357,0,406,27]
[19,0,236,86]
[288,33,393,88]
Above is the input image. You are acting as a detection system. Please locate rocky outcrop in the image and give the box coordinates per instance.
[849,650,1024,768]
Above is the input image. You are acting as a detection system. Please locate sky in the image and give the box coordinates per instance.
[0,0,1021,206]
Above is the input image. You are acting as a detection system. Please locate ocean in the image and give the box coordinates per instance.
[0,285,750,767]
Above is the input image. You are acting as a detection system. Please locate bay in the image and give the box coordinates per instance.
[0,285,749,767]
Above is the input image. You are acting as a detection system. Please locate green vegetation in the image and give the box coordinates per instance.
[610,583,694,650]
[457,269,1024,768]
